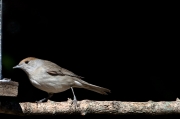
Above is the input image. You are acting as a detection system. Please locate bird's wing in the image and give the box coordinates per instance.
[44,60,84,78]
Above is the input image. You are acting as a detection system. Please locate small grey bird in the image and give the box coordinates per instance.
[13,57,110,105]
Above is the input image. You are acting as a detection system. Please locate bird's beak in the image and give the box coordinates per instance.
[13,65,21,69]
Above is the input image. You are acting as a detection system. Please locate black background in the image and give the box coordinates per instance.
[1,0,179,118]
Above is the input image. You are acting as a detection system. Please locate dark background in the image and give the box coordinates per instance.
[1,0,179,118]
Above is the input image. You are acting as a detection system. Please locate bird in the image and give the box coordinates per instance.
[13,57,110,105]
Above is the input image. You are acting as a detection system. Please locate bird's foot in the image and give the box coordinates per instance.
[71,99,79,108]
[72,99,77,106]
[35,98,47,103]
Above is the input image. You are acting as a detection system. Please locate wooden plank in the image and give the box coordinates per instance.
[0,80,18,96]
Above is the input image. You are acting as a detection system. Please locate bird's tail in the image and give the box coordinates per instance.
[74,79,111,95]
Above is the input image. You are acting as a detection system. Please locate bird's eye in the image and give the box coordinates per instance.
[25,61,29,64]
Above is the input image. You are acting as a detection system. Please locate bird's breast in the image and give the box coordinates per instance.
[29,74,74,93]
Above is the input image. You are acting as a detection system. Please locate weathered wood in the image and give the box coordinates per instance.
[0,80,19,96]
[1,99,180,115]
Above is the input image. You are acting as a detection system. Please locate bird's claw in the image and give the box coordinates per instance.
[35,98,47,103]
[35,100,42,103]
[71,99,79,108]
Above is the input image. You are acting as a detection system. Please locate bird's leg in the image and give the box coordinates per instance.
[36,93,53,103]
[71,87,78,107]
